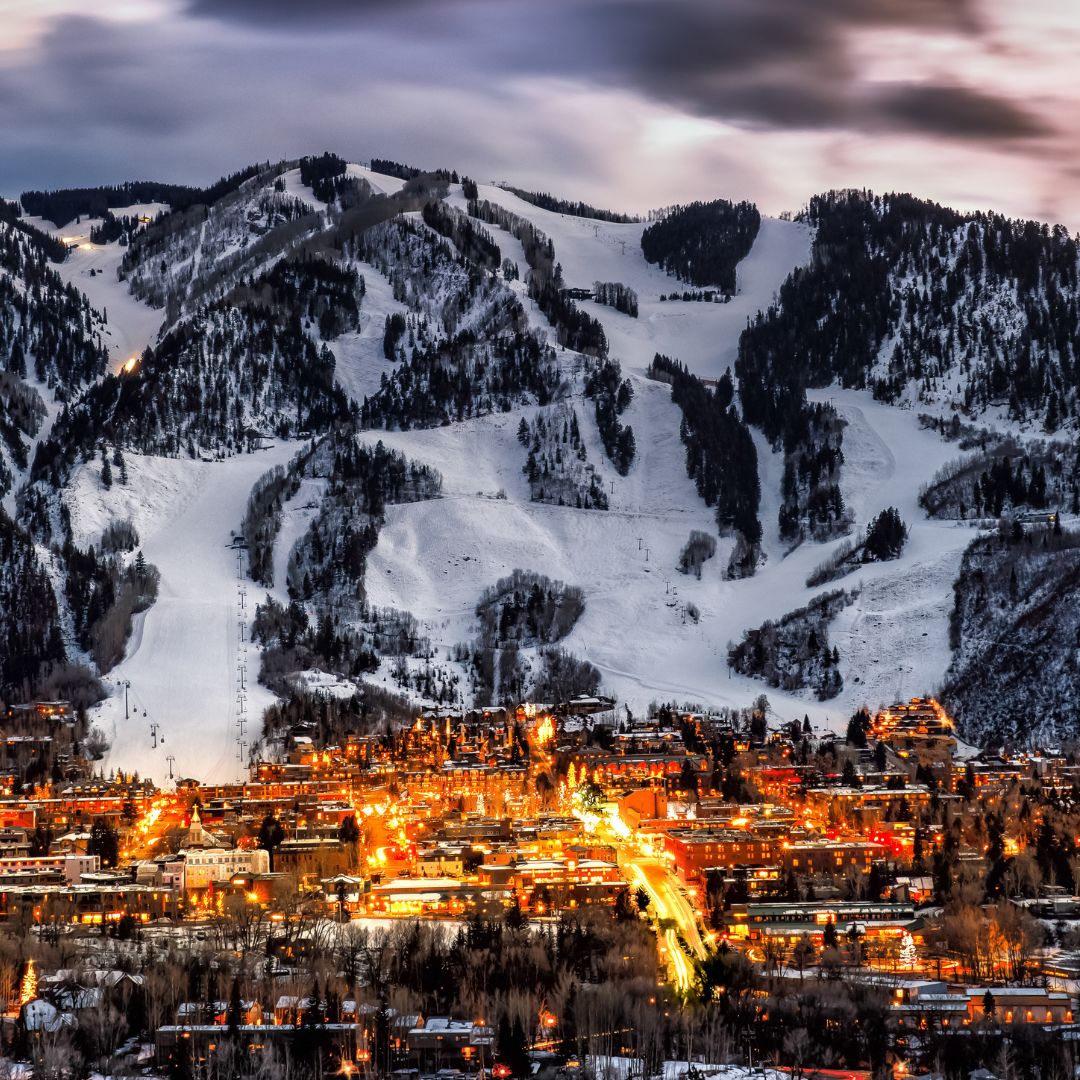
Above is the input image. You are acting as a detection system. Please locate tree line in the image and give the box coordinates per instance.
[19,162,269,228]
[641,198,760,292]
[298,152,348,202]
[648,354,761,576]
[920,435,1079,520]
[777,402,847,545]
[421,201,502,271]
[500,186,642,223]
[584,359,635,475]
[738,189,1080,438]
[476,569,585,648]
[592,280,638,317]
[728,587,853,700]
[467,198,609,356]
[942,522,1080,746]
[0,199,69,261]
[370,158,460,183]
[519,405,610,509]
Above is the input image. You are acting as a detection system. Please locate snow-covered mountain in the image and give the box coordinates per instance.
[4,157,1079,782]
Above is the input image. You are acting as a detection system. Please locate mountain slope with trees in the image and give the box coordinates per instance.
[641,199,761,293]
[0,222,109,495]
[943,522,1080,746]
[647,354,760,577]
[737,189,1080,435]
[11,152,1080,773]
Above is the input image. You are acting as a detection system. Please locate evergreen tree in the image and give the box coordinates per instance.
[641,199,760,291]
[846,708,871,747]
[226,977,243,1035]
[823,919,838,949]
[863,507,907,561]
[88,817,119,867]
[257,813,285,871]
[338,813,360,846]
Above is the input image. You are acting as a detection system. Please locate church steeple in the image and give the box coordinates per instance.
[186,804,220,848]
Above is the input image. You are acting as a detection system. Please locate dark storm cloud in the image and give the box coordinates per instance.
[4,0,1073,230]
[550,0,1041,141]
[7,15,201,137]
[182,0,1044,144]
[877,83,1051,140]
[185,0,428,23]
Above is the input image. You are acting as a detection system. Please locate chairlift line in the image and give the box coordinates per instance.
[233,538,250,779]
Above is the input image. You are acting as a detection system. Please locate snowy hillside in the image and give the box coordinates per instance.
[361,385,974,730]
[66,445,296,783]
[22,204,167,373]
[447,182,813,380]
[6,156,1080,783]
[737,190,1080,438]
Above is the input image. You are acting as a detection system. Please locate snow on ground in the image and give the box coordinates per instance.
[328,258,412,404]
[342,190,977,732]
[347,163,407,196]
[1,371,63,516]
[24,173,986,782]
[66,443,299,785]
[360,384,977,733]
[585,215,811,382]
[279,168,324,212]
[447,182,812,380]
[831,545,968,708]
[272,474,324,596]
[23,206,167,372]
[280,162,408,204]
[293,670,361,700]
[751,427,789,564]
[592,1058,785,1080]
[807,389,983,717]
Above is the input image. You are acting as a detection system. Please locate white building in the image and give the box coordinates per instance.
[180,848,270,892]
[176,805,269,891]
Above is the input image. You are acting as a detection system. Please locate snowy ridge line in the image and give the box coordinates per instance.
[14,160,1080,778]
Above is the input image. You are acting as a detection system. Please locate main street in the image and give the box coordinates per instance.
[621,851,709,992]
[568,785,712,992]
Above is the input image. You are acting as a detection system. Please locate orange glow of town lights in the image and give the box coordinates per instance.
[535,714,555,746]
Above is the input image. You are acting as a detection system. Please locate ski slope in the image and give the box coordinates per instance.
[19,164,986,782]
[807,390,980,714]
[27,197,309,784]
[22,205,168,372]
[361,386,975,733]
[326,255,412,405]
[448,182,812,379]
[359,176,975,732]
[66,444,298,785]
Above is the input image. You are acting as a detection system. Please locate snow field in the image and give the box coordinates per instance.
[28,164,992,783]
[355,171,980,731]
[326,256,413,405]
[356,389,967,732]
[67,443,299,785]
[447,181,813,380]
[21,205,168,372]
[805,390,982,717]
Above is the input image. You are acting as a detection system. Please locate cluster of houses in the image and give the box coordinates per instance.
[0,694,1078,968]
[12,964,499,1076]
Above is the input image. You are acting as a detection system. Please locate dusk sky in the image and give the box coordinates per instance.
[2,0,1078,227]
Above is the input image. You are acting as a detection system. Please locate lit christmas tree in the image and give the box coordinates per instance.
[20,958,37,1005]
[899,931,918,971]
